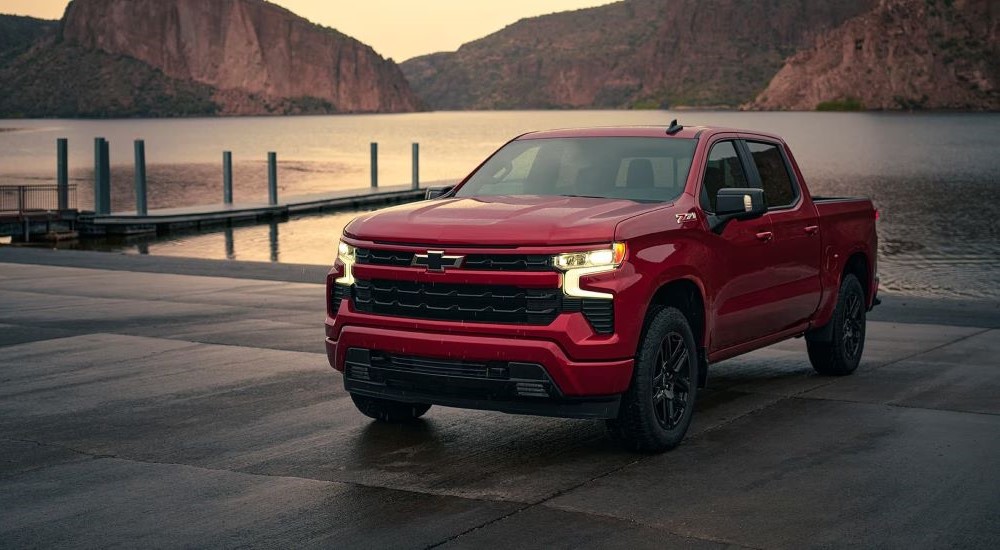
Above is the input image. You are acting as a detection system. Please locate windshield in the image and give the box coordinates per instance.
[456,137,697,202]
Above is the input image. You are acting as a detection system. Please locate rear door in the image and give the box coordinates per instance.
[741,139,823,332]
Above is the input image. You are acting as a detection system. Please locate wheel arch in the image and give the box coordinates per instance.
[643,278,709,387]
[843,251,871,303]
[809,250,870,343]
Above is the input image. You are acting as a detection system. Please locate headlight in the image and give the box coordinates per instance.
[338,240,356,263]
[335,239,356,285]
[554,243,626,299]
[553,243,626,270]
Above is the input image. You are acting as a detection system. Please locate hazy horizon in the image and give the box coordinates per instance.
[0,0,616,61]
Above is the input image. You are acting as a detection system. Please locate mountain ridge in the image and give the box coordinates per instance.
[400,0,878,110]
[3,0,996,116]
[0,0,420,118]
[401,0,997,112]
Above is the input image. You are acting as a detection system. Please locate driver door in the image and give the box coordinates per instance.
[701,139,776,352]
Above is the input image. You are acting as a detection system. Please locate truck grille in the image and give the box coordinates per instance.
[352,279,614,333]
[355,248,413,267]
[356,248,552,271]
[354,279,561,325]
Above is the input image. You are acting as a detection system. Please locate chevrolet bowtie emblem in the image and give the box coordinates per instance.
[412,250,465,272]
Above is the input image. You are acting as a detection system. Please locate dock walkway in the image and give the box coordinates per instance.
[83,184,425,235]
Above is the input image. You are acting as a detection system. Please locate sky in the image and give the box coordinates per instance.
[0,0,615,61]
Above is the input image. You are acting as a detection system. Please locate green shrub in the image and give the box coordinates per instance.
[816,98,866,111]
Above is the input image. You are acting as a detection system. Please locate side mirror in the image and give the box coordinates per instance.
[424,186,454,200]
[708,188,767,233]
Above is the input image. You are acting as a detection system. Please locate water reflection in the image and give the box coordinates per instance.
[68,208,368,266]
[7,112,999,299]
[269,220,279,263]
[224,226,235,260]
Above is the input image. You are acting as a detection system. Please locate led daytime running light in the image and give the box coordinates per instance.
[336,239,356,285]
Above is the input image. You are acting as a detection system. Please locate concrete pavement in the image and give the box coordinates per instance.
[0,251,998,548]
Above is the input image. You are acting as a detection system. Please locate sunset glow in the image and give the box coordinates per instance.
[0,0,616,60]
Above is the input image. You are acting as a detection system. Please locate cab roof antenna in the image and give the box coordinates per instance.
[666,119,684,135]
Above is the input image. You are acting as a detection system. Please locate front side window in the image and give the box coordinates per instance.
[701,140,749,211]
[456,137,697,203]
[747,141,797,208]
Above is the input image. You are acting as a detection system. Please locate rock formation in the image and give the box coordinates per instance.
[0,0,420,117]
[751,0,999,111]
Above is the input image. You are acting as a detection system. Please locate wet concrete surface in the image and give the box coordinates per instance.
[0,251,998,548]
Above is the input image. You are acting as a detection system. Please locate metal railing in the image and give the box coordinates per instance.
[0,185,77,214]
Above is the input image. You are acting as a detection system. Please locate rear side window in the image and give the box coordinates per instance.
[747,141,797,208]
[701,141,749,211]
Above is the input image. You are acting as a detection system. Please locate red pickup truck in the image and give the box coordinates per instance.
[325,123,878,452]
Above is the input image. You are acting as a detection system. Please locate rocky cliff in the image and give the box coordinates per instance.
[751,0,1000,110]
[400,0,877,110]
[0,0,420,117]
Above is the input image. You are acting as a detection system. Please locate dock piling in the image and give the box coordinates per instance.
[93,137,110,216]
[267,152,278,206]
[223,152,233,205]
[370,142,378,188]
[57,138,68,211]
[412,143,420,190]
[101,140,111,215]
[134,140,147,216]
[93,138,102,214]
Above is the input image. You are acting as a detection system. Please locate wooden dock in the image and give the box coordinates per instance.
[79,184,425,236]
[4,137,434,239]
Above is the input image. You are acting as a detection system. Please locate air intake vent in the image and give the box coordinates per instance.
[563,297,615,334]
[515,382,550,398]
[348,365,370,381]
[330,284,352,315]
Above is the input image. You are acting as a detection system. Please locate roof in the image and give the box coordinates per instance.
[518,125,784,142]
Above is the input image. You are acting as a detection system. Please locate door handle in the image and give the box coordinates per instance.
[804,225,820,236]
[755,231,774,242]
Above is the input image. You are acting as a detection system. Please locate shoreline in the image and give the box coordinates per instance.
[2,246,996,329]
[3,109,1000,122]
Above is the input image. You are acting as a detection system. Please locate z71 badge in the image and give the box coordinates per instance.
[675,212,698,224]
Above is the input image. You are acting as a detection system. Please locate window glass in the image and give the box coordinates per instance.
[477,145,540,195]
[456,137,698,203]
[701,141,749,211]
[747,141,796,208]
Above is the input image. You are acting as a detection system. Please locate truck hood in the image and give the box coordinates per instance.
[345,195,665,246]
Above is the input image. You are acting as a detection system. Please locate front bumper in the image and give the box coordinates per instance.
[341,348,621,419]
[326,323,632,419]
[325,241,644,418]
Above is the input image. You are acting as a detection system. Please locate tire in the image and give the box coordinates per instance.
[607,307,698,452]
[807,273,866,376]
[350,394,431,423]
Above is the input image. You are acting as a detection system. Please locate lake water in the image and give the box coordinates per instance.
[2,111,999,299]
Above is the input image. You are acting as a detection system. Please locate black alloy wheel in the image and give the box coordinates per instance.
[652,332,692,430]
[807,273,866,376]
[842,292,864,362]
[608,307,698,452]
